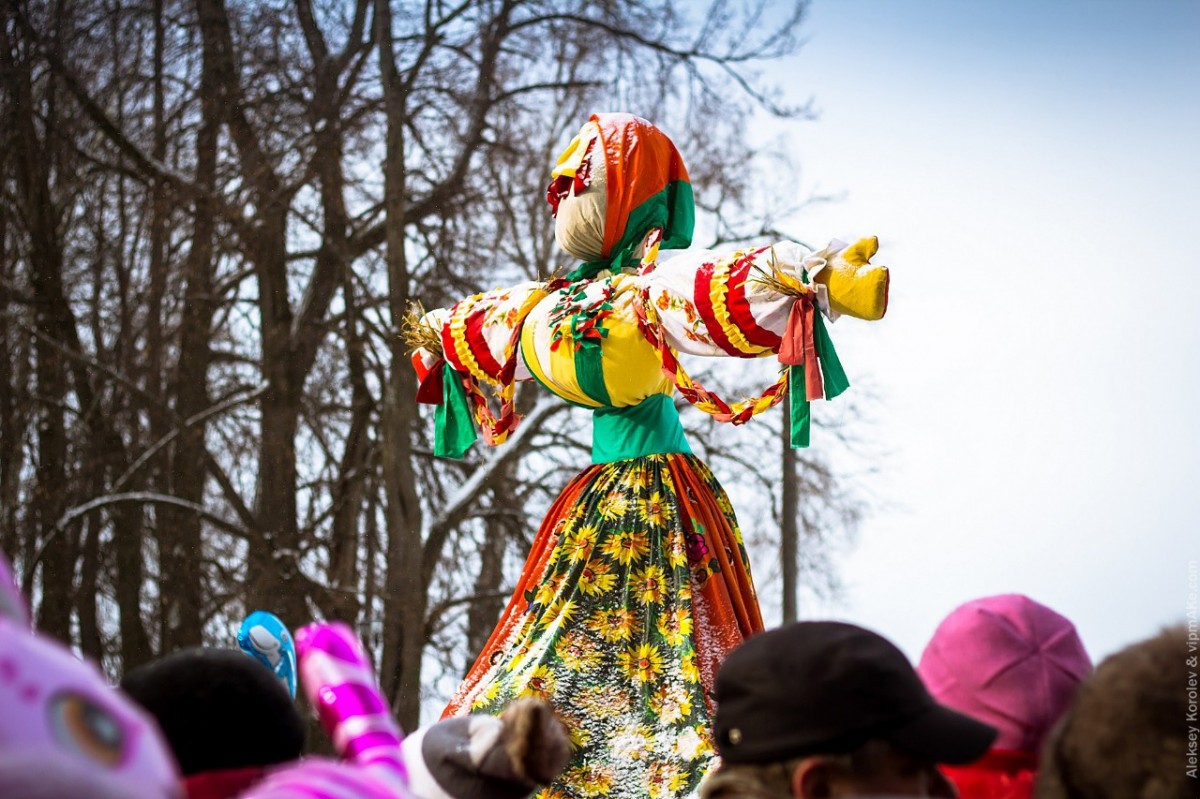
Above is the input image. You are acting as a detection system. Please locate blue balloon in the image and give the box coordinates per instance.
[237,610,297,699]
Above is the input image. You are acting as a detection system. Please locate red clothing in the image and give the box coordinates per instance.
[942,750,1037,799]
[183,766,267,799]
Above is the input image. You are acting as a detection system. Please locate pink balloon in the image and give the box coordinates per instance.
[240,622,411,799]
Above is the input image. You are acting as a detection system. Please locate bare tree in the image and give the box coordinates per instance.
[0,0,876,725]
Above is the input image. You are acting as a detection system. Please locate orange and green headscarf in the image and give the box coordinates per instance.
[547,113,694,281]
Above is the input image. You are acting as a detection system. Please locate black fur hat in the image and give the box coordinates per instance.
[121,647,305,776]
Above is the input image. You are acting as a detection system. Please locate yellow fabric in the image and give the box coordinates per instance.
[520,278,673,408]
[549,339,601,408]
[551,122,601,180]
[594,314,673,407]
[814,236,889,321]
[448,295,491,386]
[707,251,772,357]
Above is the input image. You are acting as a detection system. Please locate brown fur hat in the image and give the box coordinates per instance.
[1035,624,1193,799]
[400,698,570,799]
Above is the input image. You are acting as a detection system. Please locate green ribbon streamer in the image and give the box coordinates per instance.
[813,310,849,399]
[788,365,811,448]
[786,311,850,448]
[434,365,477,459]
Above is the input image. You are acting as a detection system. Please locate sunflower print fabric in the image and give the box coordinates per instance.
[444,453,763,799]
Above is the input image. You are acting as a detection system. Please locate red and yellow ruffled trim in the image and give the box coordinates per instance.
[441,285,557,446]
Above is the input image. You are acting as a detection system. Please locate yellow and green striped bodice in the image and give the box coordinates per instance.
[520,275,689,463]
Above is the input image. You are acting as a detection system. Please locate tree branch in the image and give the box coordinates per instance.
[11,8,254,239]
[421,393,566,589]
[34,491,251,573]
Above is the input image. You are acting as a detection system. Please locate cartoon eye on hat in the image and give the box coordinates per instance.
[48,690,128,768]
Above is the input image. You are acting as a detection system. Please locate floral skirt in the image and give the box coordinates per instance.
[444,453,763,799]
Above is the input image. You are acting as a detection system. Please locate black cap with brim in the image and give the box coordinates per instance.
[883,702,998,765]
[714,621,998,766]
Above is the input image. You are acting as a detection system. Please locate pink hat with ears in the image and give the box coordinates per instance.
[917,594,1092,756]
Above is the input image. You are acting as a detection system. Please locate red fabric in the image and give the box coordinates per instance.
[184,766,268,799]
[411,350,432,385]
[778,294,823,401]
[464,306,504,378]
[726,251,782,349]
[415,357,446,405]
[692,259,742,357]
[942,750,1037,799]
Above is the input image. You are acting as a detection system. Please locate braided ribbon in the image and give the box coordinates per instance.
[633,284,789,425]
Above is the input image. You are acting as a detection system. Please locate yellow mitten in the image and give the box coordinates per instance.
[813,237,889,321]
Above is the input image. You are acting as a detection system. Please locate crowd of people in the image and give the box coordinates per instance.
[699,597,1194,799]
[0,544,1192,799]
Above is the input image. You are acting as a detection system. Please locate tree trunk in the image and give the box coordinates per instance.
[5,16,73,638]
[0,194,27,563]
[375,0,425,729]
[247,209,304,624]
[158,0,220,650]
[326,269,369,624]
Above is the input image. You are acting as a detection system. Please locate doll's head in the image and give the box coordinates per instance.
[547,113,693,275]
[0,553,180,797]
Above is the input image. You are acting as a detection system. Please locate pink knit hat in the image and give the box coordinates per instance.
[917,594,1092,755]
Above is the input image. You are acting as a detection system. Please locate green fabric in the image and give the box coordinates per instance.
[814,311,850,399]
[788,365,811,449]
[575,344,612,407]
[567,180,695,281]
[435,365,477,459]
[592,394,692,463]
[521,335,598,410]
[570,296,614,406]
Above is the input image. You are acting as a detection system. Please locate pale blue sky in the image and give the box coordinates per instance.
[757,0,1200,663]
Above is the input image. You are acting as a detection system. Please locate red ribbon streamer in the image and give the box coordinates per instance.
[415,357,446,405]
[778,293,824,402]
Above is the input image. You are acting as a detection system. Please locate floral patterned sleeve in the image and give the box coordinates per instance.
[635,240,822,359]
[415,280,549,385]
